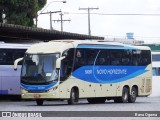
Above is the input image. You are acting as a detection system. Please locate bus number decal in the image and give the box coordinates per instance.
[85,70,92,74]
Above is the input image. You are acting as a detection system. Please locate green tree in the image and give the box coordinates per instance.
[0,0,47,26]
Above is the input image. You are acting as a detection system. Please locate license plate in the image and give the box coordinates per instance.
[34,93,41,98]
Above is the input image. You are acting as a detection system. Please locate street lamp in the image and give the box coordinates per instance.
[39,0,66,15]
[35,0,67,27]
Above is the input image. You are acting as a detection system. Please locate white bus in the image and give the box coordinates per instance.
[0,43,30,99]
[151,51,160,97]
[14,40,152,105]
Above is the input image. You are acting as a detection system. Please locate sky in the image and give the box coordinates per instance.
[37,0,160,43]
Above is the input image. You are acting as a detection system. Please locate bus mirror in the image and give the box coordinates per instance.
[56,56,65,69]
[14,57,23,71]
[62,51,68,57]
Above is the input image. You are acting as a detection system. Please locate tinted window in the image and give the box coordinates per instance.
[95,50,109,65]
[152,54,160,61]
[132,50,141,66]
[122,50,132,65]
[87,49,98,65]
[74,49,86,70]
[110,50,123,66]
[140,50,151,66]
[0,49,26,65]
[72,48,151,70]
[152,67,160,76]
[132,50,151,66]
[74,48,99,70]
[60,48,74,81]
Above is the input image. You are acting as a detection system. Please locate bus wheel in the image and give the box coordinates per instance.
[36,100,44,106]
[114,87,129,103]
[68,88,78,105]
[128,87,137,103]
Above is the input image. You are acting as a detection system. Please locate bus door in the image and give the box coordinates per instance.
[59,48,74,98]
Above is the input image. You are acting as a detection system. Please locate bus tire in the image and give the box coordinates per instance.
[114,87,129,103]
[68,88,78,105]
[128,87,137,103]
[36,100,44,106]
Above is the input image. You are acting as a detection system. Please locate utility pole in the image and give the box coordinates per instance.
[40,11,61,30]
[35,0,67,27]
[53,13,71,31]
[79,7,99,36]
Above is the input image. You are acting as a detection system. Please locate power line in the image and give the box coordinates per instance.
[65,12,160,16]
[91,13,160,16]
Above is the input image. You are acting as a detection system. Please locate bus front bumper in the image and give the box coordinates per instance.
[21,92,59,99]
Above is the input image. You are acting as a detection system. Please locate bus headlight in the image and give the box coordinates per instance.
[21,87,27,92]
[47,86,58,92]
[53,86,58,91]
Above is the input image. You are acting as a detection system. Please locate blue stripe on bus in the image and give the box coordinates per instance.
[21,82,57,91]
[0,90,8,94]
[72,66,148,83]
[77,45,138,50]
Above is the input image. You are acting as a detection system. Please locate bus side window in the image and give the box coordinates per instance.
[140,50,151,66]
[87,49,98,65]
[0,49,26,65]
[0,49,5,65]
[95,50,109,65]
[14,49,26,65]
[158,68,160,76]
[110,50,123,66]
[5,50,13,65]
[132,50,141,66]
[74,49,85,70]
[122,50,131,65]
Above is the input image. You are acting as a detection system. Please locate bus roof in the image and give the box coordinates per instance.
[0,42,31,49]
[26,39,151,54]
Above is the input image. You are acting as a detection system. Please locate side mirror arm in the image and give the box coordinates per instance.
[56,56,65,69]
[14,57,23,71]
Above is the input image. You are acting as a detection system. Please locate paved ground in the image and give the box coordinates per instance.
[0,97,160,120]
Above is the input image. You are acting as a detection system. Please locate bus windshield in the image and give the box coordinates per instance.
[21,53,59,85]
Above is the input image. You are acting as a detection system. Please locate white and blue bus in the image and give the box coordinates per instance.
[0,43,30,99]
[14,40,152,105]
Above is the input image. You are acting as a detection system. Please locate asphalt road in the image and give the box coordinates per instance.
[0,97,160,120]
